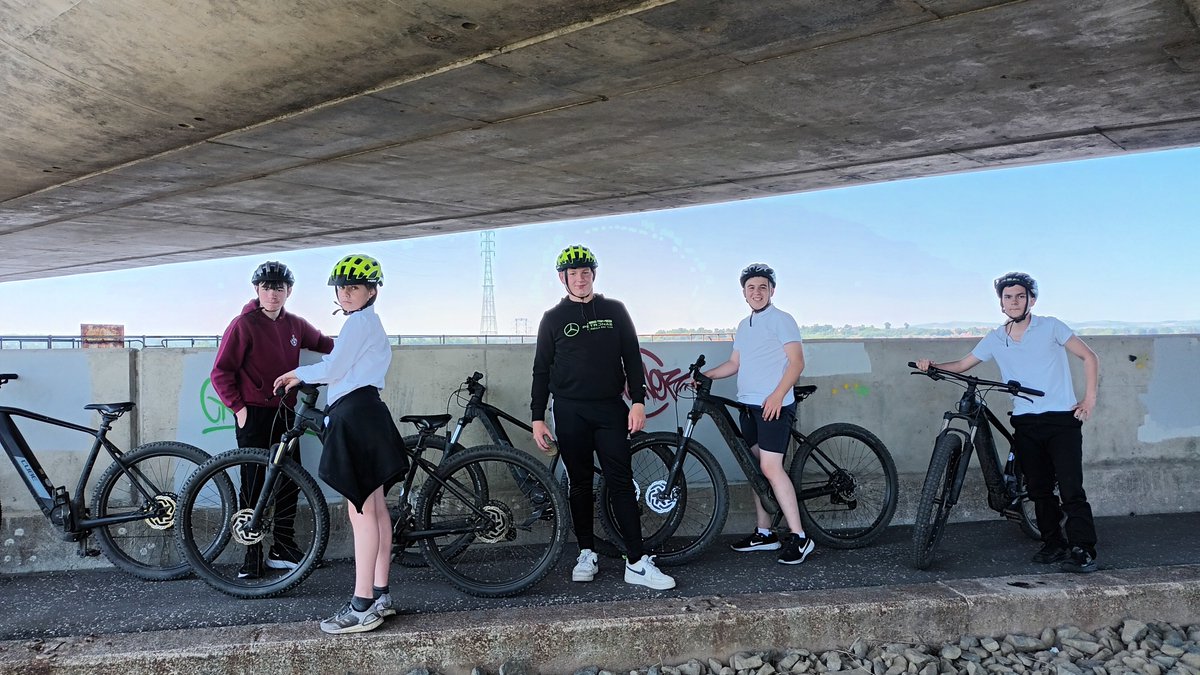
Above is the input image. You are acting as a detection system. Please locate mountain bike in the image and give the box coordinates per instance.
[0,372,224,580]
[391,371,633,565]
[615,355,898,566]
[176,382,567,599]
[907,362,1043,570]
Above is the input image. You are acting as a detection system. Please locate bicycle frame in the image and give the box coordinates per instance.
[0,405,166,532]
[446,374,531,450]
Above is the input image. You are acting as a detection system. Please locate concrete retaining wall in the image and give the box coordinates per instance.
[2,335,1197,573]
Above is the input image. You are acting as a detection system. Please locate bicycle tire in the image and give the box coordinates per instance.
[789,423,898,549]
[1011,468,1041,540]
[601,432,728,566]
[91,441,225,580]
[177,448,329,599]
[391,435,465,567]
[911,431,964,569]
[417,444,567,598]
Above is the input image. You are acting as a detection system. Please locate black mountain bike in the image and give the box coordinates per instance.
[0,373,220,580]
[907,362,1043,570]
[390,371,630,565]
[619,355,899,566]
[176,383,567,598]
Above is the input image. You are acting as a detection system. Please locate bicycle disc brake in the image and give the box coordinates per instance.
[829,471,858,508]
[144,493,178,530]
[644,480,680,514]
[230,508,268,545]
[476,500,515,544]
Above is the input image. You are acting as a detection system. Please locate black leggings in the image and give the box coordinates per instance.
[1012,411,1097,555]
[553,397,643,559]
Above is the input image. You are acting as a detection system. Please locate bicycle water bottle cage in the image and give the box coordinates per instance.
[401,414,452,435]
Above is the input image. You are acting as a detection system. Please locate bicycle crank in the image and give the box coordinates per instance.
[476,500,516,544]
[144,493,178,530]
[644,479,680,514]
[230,508,268,545]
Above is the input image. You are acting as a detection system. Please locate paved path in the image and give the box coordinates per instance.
[2,512,1196,642]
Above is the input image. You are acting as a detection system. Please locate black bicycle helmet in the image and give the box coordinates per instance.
[555,245,598,272]
[251,261,294,287]
[993,272,1038,299]
[739,263,776,287]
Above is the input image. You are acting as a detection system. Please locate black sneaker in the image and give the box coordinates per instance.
[237,545,263,579]
[1031,542,1070,564]
[730,531,781,552]
[778,533,816,565]
[1060,546,1098,573]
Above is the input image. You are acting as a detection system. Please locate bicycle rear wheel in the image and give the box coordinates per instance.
[418,444,566,598]
[92,441,228,580]
[177,449,329,599]
[601,432,728,566]
[1009,468,1041,540]
[789,423,898,549]
[910,432,964,569]
[391,435,464,567]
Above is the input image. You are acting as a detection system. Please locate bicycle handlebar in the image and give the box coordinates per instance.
[907,362,1044,398]
[0,373,17,387]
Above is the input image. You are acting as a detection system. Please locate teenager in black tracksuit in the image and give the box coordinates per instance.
[531,244,675,590]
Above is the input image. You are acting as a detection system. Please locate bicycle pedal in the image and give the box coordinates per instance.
[77,548,102,558]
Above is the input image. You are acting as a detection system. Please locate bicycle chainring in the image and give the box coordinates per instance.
[230,508,268,545]
[644,480,680,514]
[144,493,178,530]
[476,500,515,544]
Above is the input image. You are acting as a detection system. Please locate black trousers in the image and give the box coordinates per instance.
[553,397,643,559]
[1012,411,1097,555]
[236,405,300,552]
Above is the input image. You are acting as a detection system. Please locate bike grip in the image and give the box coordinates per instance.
[274,385,287,397]
[907,362,918,368]
[471,371,483,381]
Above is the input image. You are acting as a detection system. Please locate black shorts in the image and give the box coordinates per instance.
[739,402,796,454]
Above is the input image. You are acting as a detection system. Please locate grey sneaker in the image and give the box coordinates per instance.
[572,549,599,582]
[625,555,676,590]
[371,593,396,619]
[319,602,383,635]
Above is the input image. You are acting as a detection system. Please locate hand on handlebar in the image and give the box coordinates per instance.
[272,372,301,395]
[914,359,935,372]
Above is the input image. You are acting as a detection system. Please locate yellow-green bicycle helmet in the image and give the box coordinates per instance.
[555,244,598,272]
[328,254,384,286]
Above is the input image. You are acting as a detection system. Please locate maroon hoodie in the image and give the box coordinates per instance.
[210,299,334,413]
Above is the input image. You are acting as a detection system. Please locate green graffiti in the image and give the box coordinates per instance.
[200,377,234,435]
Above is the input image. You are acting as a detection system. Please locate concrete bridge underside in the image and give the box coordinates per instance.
[3,0,1200,282]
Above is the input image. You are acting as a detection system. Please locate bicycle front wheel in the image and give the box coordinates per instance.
[177,449,329,599]
[602,432,728,567]
[417,444,567,598]
[911,431,964,569]
[92,441,226,580]
[789,423,898,549]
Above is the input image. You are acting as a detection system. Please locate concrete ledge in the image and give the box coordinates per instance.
[3,565,1197,675]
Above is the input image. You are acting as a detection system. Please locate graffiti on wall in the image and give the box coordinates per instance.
[639,347,694,419]
[199,377,234,435]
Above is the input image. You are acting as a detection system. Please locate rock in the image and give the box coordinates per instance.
[960,637,980,650]
[1161,644,1185,657]
[1002,636,1043,653]
[407,669,432,675]
[904,649,933,666]
[980,639,1000,654]
[918,664,936,675]
[1179,652,1200,669]
[1060,638,1103,656]
[756,664,776,675]
[779,654,801,671]
[732,653,764,671]
[574,669,600,675]
[709,660,726,673]
[1122,620,1150,645]
[472,669,489,675]
[500,660,532,675]
[851,639,869,659]
[822,652,842,671]
[940,646,962,660]
[677,661,704,675]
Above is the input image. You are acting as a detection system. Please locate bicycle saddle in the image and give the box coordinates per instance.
[793,385,818,401]
[84,402,135,415]
[399,414,452,434]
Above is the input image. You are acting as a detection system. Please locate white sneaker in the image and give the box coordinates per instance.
[624,555,676,590]
[572,549,599,582]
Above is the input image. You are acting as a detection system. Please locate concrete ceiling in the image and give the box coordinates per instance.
[3,0,1200,282]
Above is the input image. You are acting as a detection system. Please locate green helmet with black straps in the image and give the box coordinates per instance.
[555,244,598,272]
[328,254,384,287]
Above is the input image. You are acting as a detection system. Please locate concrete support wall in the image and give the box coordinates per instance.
[2,335,1197,573]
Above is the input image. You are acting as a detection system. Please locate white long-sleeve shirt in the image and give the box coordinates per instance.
[293,304,391,405]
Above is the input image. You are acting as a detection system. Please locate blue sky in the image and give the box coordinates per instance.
[1,147,1198,337]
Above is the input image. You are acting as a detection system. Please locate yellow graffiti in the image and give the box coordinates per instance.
[831,382,871,398]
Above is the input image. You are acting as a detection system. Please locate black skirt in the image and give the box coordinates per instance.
[319,386,409,513]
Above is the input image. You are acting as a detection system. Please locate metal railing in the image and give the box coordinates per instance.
[0,333,735,350]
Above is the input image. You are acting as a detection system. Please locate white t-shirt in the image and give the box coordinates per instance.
[733,304,803,406]
[971,315,1077,415]
[293,304,391,405]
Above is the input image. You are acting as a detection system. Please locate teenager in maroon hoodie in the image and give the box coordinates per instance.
[210,261,334,578]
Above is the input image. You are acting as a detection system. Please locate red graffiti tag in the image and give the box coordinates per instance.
[639,348,691,418]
